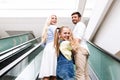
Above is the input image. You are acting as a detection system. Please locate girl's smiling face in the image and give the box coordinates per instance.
[59,27,71,40]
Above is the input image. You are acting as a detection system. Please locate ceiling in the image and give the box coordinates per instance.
[0,0,80,17]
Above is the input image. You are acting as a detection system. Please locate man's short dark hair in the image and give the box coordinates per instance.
[71,12,81,17]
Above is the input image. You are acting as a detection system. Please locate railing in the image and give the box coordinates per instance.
[0,32,35,53]
[87,41,120,80]
[0,37,41,79]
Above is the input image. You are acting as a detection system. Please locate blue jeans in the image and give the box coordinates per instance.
[57,53,75,80]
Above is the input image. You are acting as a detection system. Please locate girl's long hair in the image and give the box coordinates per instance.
[54,27,60,55]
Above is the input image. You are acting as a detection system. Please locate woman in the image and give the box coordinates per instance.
[39,15,58,80]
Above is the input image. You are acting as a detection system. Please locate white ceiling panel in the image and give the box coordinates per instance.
[0,0,79,17]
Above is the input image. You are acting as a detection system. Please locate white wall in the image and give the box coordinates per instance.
[0,17,45,38]
[85,0,113,40]
[93,0,120,54]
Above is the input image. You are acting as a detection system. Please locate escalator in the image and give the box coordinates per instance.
[1,33,120,80]
[87,41,120,80]
[0,32,35,53]
[0,33,43,80]
[0,42,43,80]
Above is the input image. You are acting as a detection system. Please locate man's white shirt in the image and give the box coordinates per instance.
[73,21,89,52]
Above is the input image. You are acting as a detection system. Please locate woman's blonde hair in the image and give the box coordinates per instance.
[41,15,57,44]
[54,26,81,55]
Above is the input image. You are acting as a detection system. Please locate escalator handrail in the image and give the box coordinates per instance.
[0,43,42,77]
[0,43,32,62]
[87,41,120,62]
[0,32,32,40]
[0,37,40,56]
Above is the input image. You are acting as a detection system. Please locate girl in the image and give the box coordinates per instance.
[39,15,57,80]
[54,26,76,80]
[54,26,89,80]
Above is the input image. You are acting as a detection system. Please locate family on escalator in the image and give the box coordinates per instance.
[39,12,89,80]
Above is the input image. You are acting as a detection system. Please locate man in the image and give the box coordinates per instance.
[71,12,89,80]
